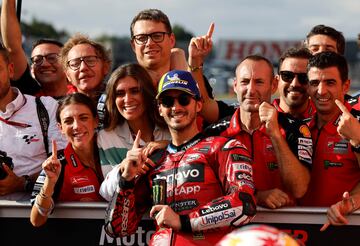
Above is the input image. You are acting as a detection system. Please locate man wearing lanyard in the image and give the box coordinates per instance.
[0,44,66,201]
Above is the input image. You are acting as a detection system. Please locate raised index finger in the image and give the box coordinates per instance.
[335,99,350,115]
[206,23,215,38]
[132,130,141,150]
[342,191,351,207]
[320,222,330,232]
[51,139,58,158]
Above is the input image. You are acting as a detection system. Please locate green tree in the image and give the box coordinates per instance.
[21,17,68,39]
[172,24,194,42]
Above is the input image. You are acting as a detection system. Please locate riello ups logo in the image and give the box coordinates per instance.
[153,164,205,186]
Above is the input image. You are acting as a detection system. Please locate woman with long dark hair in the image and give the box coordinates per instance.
[98,63,170,201]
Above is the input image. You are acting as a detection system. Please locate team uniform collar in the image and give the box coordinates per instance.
[223,108,266,137]
[272,98,315,120]
[167,132,204,153]
[308,101,352,135]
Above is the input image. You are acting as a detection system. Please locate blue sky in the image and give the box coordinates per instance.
[18,0,360,42]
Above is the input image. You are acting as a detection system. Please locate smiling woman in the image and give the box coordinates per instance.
[30,93,105,227]
[97,63,171,201]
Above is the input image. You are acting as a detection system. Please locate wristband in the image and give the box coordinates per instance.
[39,186,53,199]
[188,64,203,72]
[34,195,54,217]
[119,175,135,189]
[180,214,192,232]
[351,143,360,153]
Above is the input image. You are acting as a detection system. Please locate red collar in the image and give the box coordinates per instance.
[223,108,266,137]
[308,101,352,134]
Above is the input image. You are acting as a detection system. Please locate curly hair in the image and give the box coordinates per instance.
[59,33,111,70]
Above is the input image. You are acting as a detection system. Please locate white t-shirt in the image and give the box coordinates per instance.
[0,88,67,201]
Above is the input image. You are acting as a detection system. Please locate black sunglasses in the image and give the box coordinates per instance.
[279,71,309,85]
[159,93,194,108]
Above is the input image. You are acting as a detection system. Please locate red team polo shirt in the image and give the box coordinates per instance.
[299,102,360,206]
[219,108,312,194]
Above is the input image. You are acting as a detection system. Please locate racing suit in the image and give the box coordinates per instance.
[205,109,312,198]
[299,104,360,206]
[105,133,256,245]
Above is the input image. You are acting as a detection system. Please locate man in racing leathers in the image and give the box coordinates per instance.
[104,70,256,245]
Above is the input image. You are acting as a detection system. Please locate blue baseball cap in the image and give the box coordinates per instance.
[156,70,201,99]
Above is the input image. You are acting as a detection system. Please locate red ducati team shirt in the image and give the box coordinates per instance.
[219,108,312,194]
[299,102,360,206]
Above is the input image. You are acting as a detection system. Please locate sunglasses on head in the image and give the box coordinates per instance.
[159,93,194,108]
[279,71,309,85]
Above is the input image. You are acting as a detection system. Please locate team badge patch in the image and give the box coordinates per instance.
[267,162,278,171]
[299,125,311,138]
[222,139,247,151]
[327,138,349,154]
[324,160,343,169]
[231,154,252,163]
[22,134,40,144]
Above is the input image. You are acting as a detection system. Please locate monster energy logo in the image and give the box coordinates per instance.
[152,178,167,205]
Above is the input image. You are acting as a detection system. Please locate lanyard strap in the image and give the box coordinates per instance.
[0,96,31,128]
[0,115,31,128]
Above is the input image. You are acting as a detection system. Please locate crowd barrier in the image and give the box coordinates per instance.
[1,200,359,245]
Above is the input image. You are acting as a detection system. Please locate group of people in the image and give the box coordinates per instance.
[0,1,360,244]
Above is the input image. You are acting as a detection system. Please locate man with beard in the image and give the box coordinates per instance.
[104,70,256,245]
[206,55,312,209]
[273,47,315,121]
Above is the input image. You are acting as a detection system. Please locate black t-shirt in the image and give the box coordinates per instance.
[202,75,237,126]
[10,65,41,95]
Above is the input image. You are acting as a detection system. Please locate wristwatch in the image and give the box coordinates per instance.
[352,145,360,153]
[188,64,203,72]
[22,175,33,192]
